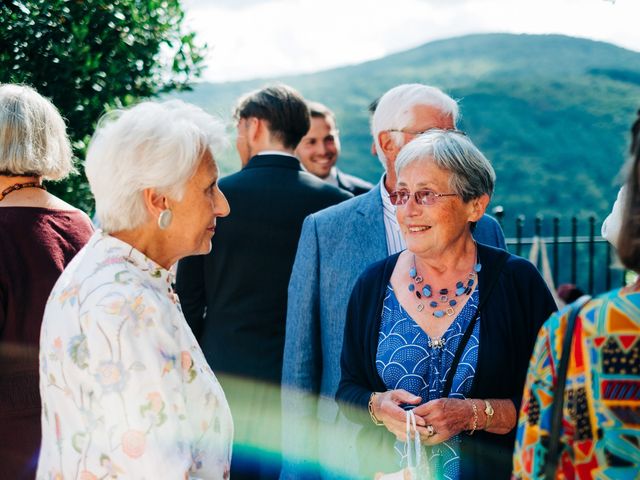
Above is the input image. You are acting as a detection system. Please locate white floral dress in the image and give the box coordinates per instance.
[37,232,233,479]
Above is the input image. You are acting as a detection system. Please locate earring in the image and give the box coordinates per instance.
[158,209,173,230]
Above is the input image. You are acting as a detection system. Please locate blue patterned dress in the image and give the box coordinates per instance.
[376,284,481,480]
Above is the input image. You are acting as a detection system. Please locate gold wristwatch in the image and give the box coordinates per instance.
[484,400,494,429]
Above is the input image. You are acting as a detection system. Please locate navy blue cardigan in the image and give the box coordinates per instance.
[336,244,557,479]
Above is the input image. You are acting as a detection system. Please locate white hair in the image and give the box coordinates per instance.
[0,84,73,180]
[395,130,495,201]
[371,84,459,170]
[86,100,227,233]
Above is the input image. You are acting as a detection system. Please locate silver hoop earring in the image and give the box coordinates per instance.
[158,209,173,230]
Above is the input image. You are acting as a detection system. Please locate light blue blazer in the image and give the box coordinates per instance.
[280,182,505,478]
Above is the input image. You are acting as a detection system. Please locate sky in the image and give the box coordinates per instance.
[182,0,640,83]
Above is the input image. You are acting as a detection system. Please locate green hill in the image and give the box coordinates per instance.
[171,33,640,228]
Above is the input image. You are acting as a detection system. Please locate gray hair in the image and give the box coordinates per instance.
[0,84,73,179]
[371,84,459,169]
[86,100,227,233]
[394,130,495,201]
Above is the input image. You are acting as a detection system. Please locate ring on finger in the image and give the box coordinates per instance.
[426,424,435,437]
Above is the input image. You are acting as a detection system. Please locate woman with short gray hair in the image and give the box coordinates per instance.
[37,99,233,479]
[337,130,557,479]
[394,129,495,202]
[0,84,94,479]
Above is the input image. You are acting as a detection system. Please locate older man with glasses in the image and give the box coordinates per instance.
[280,84,506,479]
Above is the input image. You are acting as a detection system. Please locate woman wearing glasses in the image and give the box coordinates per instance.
[335,130,557,479]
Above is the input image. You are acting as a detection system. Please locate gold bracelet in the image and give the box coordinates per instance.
[468,400,478,435]
[368,392,384,426]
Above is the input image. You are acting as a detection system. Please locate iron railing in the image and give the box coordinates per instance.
[492,209,625,295]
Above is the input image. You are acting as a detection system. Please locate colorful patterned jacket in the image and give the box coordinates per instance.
[513,288,640,479]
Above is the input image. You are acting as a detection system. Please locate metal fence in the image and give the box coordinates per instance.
[492,209,626,296]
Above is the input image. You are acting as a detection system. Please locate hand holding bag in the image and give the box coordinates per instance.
[374,410,431,480]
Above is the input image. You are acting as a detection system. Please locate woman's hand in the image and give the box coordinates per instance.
[372,389,429,441]
[412,398,474,444]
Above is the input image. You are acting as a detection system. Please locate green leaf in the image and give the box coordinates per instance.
[0,0,206,214]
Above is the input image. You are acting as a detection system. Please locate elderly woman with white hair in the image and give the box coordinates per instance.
[0,84,94,478]
[336,130,557,479]
[37,100,233,479]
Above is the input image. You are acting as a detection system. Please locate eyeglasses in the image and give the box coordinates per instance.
[389,189,458,206]
[386,128,467,137]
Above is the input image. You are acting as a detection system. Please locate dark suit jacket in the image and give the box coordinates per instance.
[336,168,374,196]
[176,153,352,384]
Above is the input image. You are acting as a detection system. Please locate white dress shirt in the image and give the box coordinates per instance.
[379,174,406,255]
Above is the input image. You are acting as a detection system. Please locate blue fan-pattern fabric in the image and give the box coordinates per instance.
[376,284,480,480]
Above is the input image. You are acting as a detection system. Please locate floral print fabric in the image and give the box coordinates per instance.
[513,288,640,479]
[37,232,233,479]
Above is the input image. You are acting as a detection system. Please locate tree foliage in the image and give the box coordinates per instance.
[0,0,205,212]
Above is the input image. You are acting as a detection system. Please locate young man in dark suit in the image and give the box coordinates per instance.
[176,84,351,479]
[295,101,373,196]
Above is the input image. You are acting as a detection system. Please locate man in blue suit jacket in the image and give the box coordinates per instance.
[280,84,506,479]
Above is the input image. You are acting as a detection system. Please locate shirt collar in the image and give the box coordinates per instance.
[379,173,394,208]
[298,163,339,186]
[325,167,339,187]
[96,230,175,287]
[256,150,297,159]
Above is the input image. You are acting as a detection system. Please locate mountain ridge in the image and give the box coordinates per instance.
[171,33,640,224]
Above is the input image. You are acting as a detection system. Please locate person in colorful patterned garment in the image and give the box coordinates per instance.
[0,84,94,480]
[512,111,640,479]
[37,100,234,479]
[336,130,557,479]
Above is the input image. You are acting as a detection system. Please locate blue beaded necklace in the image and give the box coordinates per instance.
[408,252,481,318]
